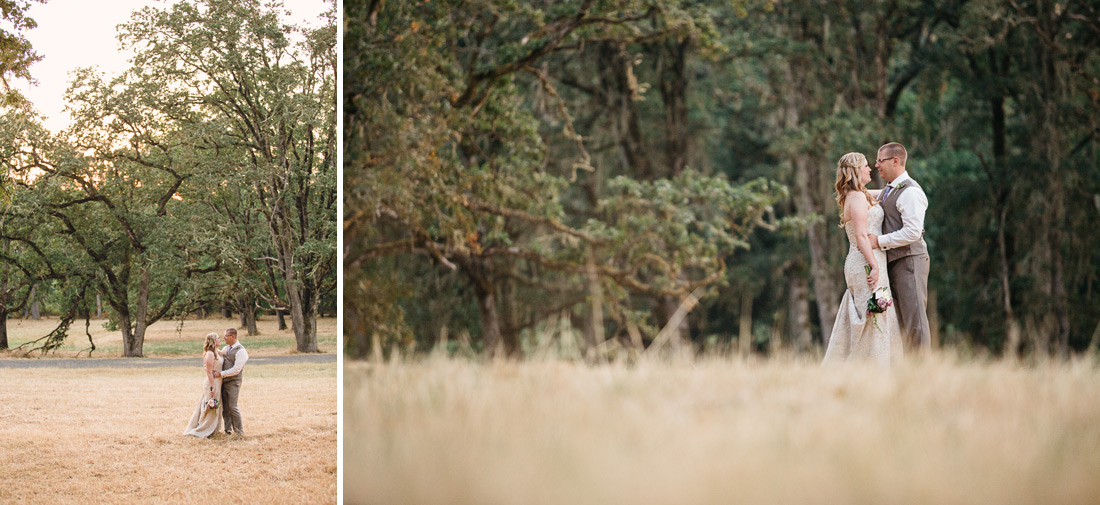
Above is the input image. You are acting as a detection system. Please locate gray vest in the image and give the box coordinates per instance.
[221,344,244,383]
[881,178,928,262]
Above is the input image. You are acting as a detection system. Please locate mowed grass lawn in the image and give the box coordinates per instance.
[0,361,336,504]
[2,316,337,357]
[346,355,1100,505]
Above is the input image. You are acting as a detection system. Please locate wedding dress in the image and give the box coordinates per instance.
[183,354,224,437]
[822,203,904,366]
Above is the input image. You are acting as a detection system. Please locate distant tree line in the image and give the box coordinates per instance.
[0,0,337,357]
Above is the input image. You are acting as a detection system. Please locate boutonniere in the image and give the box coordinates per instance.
[895,182,909,190]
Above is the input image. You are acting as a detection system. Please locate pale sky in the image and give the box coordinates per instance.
[15,0,330,132]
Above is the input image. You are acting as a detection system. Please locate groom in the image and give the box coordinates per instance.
[869,142,931,351]
[214,328,249,436]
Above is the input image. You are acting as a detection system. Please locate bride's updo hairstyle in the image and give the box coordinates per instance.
[203,333,219,354]
[834,152,875,226]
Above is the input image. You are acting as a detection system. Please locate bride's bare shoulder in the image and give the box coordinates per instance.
[844,191,869,207]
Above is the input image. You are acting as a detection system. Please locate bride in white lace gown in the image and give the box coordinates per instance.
[823,152,903,366]
[183,333,224,437]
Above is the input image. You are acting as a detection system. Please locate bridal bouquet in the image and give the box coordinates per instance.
[865,277,894,332]
[206,398,220,410]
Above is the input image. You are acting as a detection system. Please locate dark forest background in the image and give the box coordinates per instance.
[346,0,1100,359]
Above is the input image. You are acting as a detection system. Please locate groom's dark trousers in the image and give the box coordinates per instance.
[887,254,931,350]
[221,378,243,435]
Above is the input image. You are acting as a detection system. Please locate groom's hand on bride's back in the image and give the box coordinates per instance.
[868,234,881,250]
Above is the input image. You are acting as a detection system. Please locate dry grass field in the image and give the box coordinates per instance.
[0,361,336,504]
[1,316,337,357]
[345,354,1100,505]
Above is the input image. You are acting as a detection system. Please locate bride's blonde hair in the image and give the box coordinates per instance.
[203,333,219,354]
[834,152,875,226]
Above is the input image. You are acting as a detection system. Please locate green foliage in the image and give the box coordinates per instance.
[352,0,1100,358]
[346,0,788,356]
[0,0,335,355]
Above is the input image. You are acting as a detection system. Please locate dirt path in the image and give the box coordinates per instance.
[0,353,337,369]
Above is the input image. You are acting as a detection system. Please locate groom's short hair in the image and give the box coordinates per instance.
[880,142,908,165]
[225,328,238,337]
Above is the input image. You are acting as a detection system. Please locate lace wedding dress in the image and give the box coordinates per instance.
[183,354,224,437]
[822,203,904,366]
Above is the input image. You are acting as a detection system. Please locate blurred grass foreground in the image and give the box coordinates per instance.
[345,353,1100,505]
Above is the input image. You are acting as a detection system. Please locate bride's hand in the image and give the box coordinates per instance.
[867,265,879,290]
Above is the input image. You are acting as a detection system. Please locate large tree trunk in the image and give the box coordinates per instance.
[239,294,259,336]
[0,274,7,350]
[1035,7,1070,359]
[738,291,753,355]
[125,270,151,358]
[302,285,320,353]
[473,280,504,356]
[584,250,605,362]
[242,306,258,336]
[0,311,7,350]
[599,43,654,180]
[990,94,1021,358]
[286,278,317,353]
[789,274,812,352]
[120,310,142,358]
[658,39,690,176]
[794,156,839,346]
[780,60,838,347]
[23,285,34,319]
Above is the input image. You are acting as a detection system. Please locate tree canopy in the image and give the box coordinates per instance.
[0,0,336,357]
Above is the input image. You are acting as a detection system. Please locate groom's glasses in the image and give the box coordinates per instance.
[876,156,897,163]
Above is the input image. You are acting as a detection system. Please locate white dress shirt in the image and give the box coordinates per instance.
[879,172,928,250]
[220,343,249,378]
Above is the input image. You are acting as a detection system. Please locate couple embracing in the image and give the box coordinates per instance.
[823,142,931,366]
[183,328,249,438]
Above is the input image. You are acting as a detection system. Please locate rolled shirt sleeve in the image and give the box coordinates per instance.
[878,185,928,250]
[220,345,249,378]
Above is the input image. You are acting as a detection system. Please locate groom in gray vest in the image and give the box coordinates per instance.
[214,327,249,436]
[870,142,931,351]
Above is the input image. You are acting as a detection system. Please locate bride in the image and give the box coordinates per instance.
[822,152,903,366]
[183,333,225,437]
